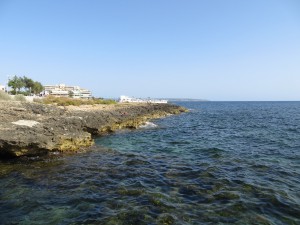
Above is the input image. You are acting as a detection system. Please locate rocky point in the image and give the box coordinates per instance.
[0,101,187,158]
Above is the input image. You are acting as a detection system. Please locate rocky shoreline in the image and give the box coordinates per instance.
[0,101,187,158]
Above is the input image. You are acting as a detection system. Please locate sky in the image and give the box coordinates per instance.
[0,0,299,100]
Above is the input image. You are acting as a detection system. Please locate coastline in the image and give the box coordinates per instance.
[0,101,187,158]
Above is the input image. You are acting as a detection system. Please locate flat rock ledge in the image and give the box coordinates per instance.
[0,101,187,158]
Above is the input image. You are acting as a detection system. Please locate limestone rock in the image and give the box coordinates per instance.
[0,101,187,158]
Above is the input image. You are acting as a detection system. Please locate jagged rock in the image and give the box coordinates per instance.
[0,101,187,158]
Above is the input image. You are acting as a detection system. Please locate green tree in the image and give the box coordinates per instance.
[8,76,17,93]
[32,81,43,95]
[8,75,24,94]
[22,76,34,93]
[68,90,74,98]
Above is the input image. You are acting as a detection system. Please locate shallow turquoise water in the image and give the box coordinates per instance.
[1,102,300,224]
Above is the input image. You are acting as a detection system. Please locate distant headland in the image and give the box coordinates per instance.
[166,98,209,102]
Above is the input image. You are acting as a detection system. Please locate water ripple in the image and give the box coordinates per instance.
[1,102,300,224]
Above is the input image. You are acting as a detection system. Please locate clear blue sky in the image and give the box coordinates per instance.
[0,0,299,100]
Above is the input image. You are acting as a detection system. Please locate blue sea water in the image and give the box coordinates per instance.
[0,102,300,225]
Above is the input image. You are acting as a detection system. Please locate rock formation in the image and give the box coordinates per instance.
[0,101,187,158]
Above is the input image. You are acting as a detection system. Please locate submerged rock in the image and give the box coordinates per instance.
[0,101,187,158]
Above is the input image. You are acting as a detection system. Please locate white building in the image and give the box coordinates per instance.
[44,84,92,99]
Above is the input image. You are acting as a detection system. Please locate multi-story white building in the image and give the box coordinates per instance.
[44,84,92,99]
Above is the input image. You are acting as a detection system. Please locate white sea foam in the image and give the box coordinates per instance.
[139,121,158,129]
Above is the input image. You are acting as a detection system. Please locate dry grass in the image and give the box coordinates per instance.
[0,91,26,102]
[34,95,116,106]
[0,91,12,101]
[14,94,26,102]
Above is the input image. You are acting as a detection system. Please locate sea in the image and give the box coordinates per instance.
[0,101,299,225]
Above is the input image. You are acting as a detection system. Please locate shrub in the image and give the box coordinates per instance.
[33,98,43,103]
[0,91,11,101]
[14,94,26,102]
[93,99,117,104]
[39,96,116,106]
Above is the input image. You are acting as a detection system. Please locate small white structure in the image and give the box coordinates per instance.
[119,95,168,104]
